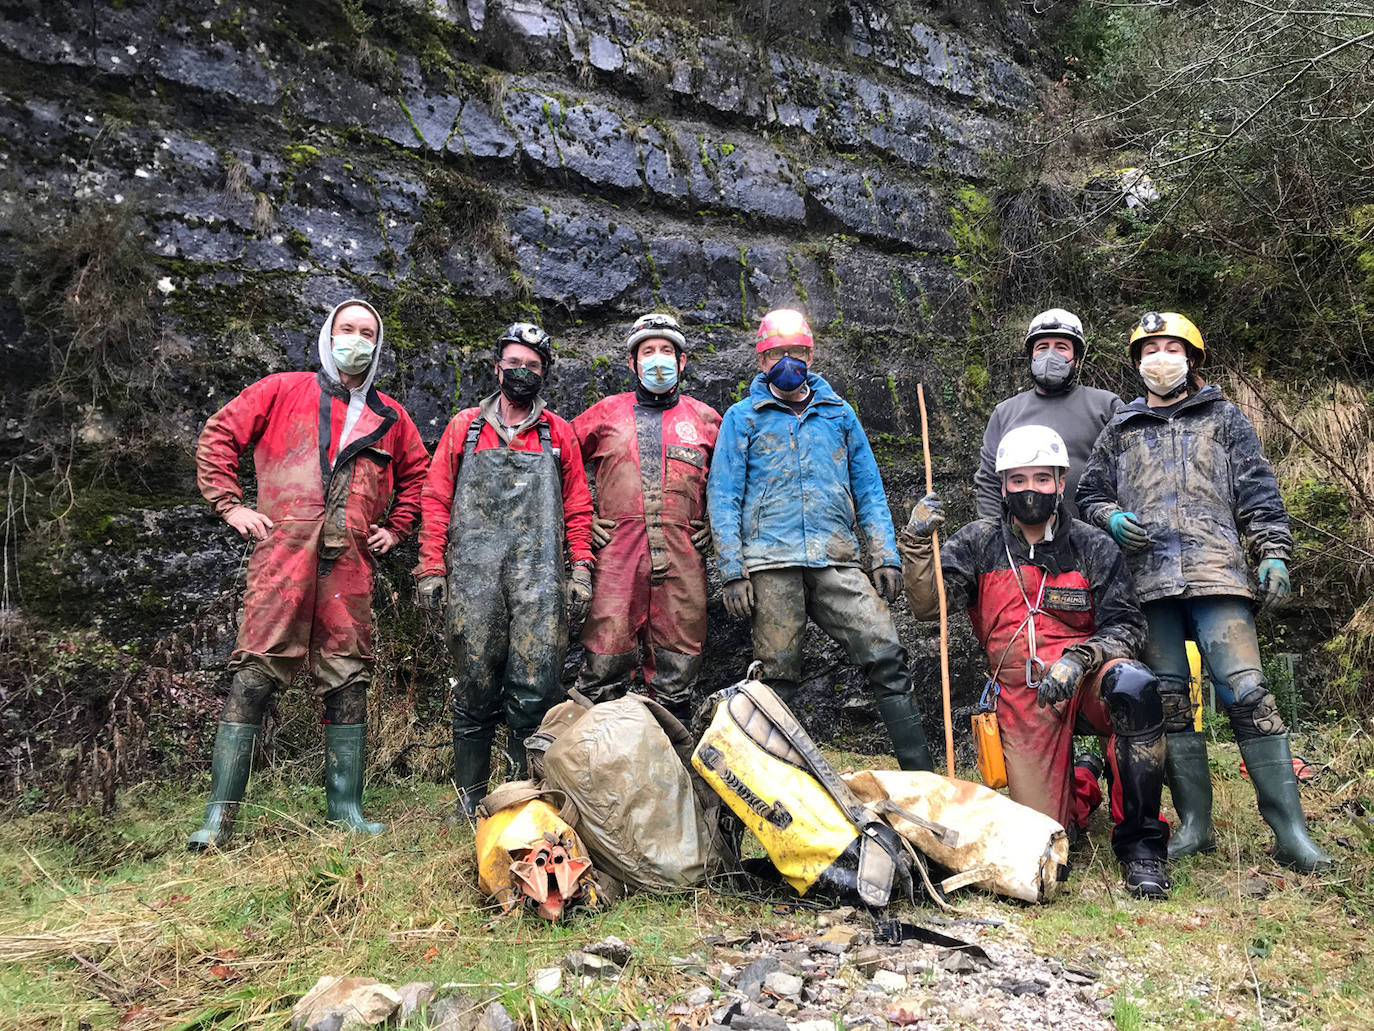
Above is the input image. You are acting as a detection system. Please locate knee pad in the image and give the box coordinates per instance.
[322,683,368,725]
[221,668,277,725]
[1226,669,1286,740]
[1154,674,1193,734]
[1100,661,1165,738]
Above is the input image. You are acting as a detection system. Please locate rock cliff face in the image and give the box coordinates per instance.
[0,0,1045,788]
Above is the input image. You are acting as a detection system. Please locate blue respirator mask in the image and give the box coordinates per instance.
[765,355,808,392]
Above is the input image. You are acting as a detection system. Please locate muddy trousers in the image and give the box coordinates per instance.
[1142,596,1331,870]
[749,565,933,771]
[997,659,1168,864]
[577,518,707,710]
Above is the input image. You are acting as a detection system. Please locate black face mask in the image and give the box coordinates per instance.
[1005,489,1059,525]
[499,367,543,405]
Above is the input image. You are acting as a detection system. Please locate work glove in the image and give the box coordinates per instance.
[590,514,615,550]
[1107,510,1150,552]
[1037,650,1088,708]
[417,576,447,612]
[567,564,593,624]
[872,566,903,605]
[689,519,712,555]
[906,492,945,538]
[1256,558,1291,612]
[722,578,754,619]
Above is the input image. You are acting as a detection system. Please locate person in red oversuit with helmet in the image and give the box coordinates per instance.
[571,313,721,722]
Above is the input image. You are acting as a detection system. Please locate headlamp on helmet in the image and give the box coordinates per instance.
[626,312,687,357]
[496,321,554,369]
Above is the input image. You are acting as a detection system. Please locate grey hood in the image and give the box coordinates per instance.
[317,298,384,395]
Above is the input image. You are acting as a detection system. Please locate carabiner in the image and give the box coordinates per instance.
[978,680,1001,711]
[1025,655,1047,690]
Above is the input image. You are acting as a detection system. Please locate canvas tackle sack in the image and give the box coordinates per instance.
[527,689,729,893]
[844,769,1069,903]
[692,675,957,908]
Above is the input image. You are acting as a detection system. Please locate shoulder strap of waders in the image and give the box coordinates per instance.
[475,780,580,827]
[463,416,484,457]
[536,419,564,486]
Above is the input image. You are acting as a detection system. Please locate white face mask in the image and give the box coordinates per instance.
[332,333,376,375]
[1139,351,1189,397]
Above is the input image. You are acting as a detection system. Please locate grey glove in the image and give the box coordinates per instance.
[689,518,712,555]
[417,575,447,612]
[590,514,615,550]
[872,566,903,604]
[722,578,754,619]
[906,491,945,538]
[1037,650,1088,708]
[568,564,593,623]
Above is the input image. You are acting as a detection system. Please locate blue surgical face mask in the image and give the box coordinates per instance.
[766,355,808,392]
[332,333,376,376]
[638,353,679,393]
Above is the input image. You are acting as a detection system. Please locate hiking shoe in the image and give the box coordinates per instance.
[1123,858,1171,899]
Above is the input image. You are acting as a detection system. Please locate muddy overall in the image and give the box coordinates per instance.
[749,565,934,772]
[447,419,568,816]
[574,393,719,716]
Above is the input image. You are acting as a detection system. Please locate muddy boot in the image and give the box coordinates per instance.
[188,722,258,851]
[1122,857,1171,899]
[1164,732,1216,859]
[1239,733,1333,873]
[453,728,493,819]
[324,724,384,835]
[876,695,935,772]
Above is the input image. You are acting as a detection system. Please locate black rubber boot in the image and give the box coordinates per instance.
[324,724,384,835]
[504,726,538,782]
[1239,733,1333,873]
[1164,732,1217,859]
[453,727,493,819]
[876,695,935,772]
[188,722,258,851]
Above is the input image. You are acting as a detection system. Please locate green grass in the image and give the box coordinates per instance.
[1,728,1372,1029]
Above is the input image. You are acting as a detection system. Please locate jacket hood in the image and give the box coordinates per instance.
[318,298,384,395]
[748,370,842,409]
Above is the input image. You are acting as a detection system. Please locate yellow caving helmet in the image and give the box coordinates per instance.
[1129,311,1205,365]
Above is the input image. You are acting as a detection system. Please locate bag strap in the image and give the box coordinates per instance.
[736,680,871,826]
[475,780,580,827]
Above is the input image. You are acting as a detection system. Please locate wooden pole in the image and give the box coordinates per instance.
[917,384,956,777]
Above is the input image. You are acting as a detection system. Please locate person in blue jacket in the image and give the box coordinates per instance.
[708,309,933,770]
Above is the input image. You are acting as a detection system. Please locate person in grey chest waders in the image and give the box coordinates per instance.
[413,323,596,818]
[974,308,1123,520]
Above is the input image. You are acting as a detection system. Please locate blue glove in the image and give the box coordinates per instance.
[1107,511,1150,552]
[1257,558,1290,612]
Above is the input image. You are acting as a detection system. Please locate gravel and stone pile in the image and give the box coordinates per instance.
[293,916,1118,1030]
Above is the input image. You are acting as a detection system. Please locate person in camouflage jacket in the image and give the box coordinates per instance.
[1077,311,1331,873]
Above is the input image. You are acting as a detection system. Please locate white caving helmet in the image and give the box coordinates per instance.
[1023,307,1086,359]
[995,424,1071,474]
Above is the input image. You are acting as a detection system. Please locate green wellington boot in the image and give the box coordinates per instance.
[877,695,936,772]
[1239,733,1333,873]
[1164,732,1217,859]
[188,722,258,851]
[324,724,384,835]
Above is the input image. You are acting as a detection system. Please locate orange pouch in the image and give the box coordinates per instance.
[971,679,1007,789]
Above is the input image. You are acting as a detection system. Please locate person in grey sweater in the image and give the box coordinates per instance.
[974,309,1123,520]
